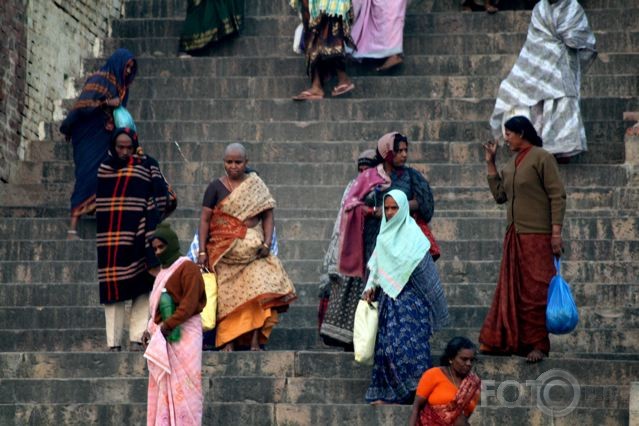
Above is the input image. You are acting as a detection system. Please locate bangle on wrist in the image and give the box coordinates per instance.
[198,251,206,256]
[262,243,270,249]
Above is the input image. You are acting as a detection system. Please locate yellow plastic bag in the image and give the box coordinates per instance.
[353,300,379,365]
[201,270,217,331]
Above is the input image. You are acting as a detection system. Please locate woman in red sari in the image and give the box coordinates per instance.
[479,116,566,363]
[409,337,481,426]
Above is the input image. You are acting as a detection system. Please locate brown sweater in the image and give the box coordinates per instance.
[154,260,207,330]
[487,146,566,234]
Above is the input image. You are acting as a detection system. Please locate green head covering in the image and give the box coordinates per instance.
[365,190,430,299]
[152,222,181,267]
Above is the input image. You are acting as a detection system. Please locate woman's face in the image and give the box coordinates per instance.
[451,348,476,377]
[384,196,400,221]
[504,129,526,152]
[223,150,247,179]
[152,239,167,256]
[114,134,134,161]
[392,141,408,167]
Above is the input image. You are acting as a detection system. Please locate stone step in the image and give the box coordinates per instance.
[88,97,635,124]
[0,183,632,215]
[1,376,628,408]
[36,160,631,188]
[28,138,628,169]
[0,305,635,332]
[112,9,639,38]
[2,238,637,269]
[104,30,639,57]
[3,351,637,386]
[0,402,630,426]
[113,75,638,100]
[1,324,637,353]
[432,0,634,11]
[123,0,634,19]
[1,255,637,284]
[1,280,637,309]
[83,52,639,79]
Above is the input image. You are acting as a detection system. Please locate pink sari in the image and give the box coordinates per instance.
[338,165,390,277]
[351,0,408,59]
[145,257,203,426]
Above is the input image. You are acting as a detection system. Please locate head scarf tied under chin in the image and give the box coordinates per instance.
[357,149,378,169]
[366,190,430,299]
[152,222,182,267]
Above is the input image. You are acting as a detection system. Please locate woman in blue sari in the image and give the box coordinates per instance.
[363,190,449,404]
[60,48,137,238]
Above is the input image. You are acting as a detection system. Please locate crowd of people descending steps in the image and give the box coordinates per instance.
[57,0,594,424]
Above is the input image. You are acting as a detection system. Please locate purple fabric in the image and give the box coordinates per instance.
[338,167,390,277]
[351,0,407,59]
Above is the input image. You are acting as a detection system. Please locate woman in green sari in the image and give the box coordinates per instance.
[179,0,245,54]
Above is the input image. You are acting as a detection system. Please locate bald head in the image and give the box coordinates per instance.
[224,143,247,160]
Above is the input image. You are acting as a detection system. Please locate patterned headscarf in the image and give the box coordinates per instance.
[376,132,408,163]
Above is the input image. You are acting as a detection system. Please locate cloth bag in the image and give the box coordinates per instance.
[293,23,304,54]
[546,257,579,334]
[353,300,379,365]
[201,268,218,331]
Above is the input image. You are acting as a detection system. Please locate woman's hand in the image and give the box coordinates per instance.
[362,288,376,303]
[103,97,121,108]
[141,331,151,349]
[257,243,270,258]
[483,140,498,163]
[159,322,171,337]
[551,234,563,257]
[197,252,208,266]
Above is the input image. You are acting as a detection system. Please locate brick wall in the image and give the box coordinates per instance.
[0,1,28,183]
[0,0,123,182]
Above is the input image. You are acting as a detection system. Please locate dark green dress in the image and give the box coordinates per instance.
[179,0,245,52]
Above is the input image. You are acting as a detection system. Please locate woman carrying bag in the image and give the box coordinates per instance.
[362,190,448,405]
[479,116,567,363]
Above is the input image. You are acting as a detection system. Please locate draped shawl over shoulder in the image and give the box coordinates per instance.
[365,190,430,299]
[96,129,169,304]
[489,0,596,139]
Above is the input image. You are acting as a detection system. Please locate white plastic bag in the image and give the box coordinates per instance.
[293,23,304,54]
[353,300,379,365]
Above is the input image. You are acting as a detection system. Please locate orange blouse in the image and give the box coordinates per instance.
[416,367,479,416]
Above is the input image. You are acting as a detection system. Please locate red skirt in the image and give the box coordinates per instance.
[479,226,555,355]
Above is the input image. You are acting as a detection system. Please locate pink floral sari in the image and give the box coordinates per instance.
[145,257,203,426]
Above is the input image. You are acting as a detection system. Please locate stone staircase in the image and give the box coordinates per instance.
[1,0,638,424]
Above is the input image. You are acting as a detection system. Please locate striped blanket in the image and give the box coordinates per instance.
[96,153,169,304]
[489,0,596,157]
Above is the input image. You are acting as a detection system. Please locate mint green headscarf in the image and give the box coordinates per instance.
[365,190,431,299]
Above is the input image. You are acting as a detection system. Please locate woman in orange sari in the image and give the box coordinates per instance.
[197,143,296,351]
[409,337,481,426]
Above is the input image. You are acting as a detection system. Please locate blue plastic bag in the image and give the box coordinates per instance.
[113,106,136,131]
[546,257,579,334]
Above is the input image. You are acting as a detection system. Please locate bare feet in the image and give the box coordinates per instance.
[66,230,79,240]
[370,400,387,406]
[376,54,403,72]
[250,330,262,351]
[526,349,545,363]
[221,342,235,352]
[485,1,498,13]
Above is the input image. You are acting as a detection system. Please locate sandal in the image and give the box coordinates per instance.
[331,83,355,97]
[292,90,324,101]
